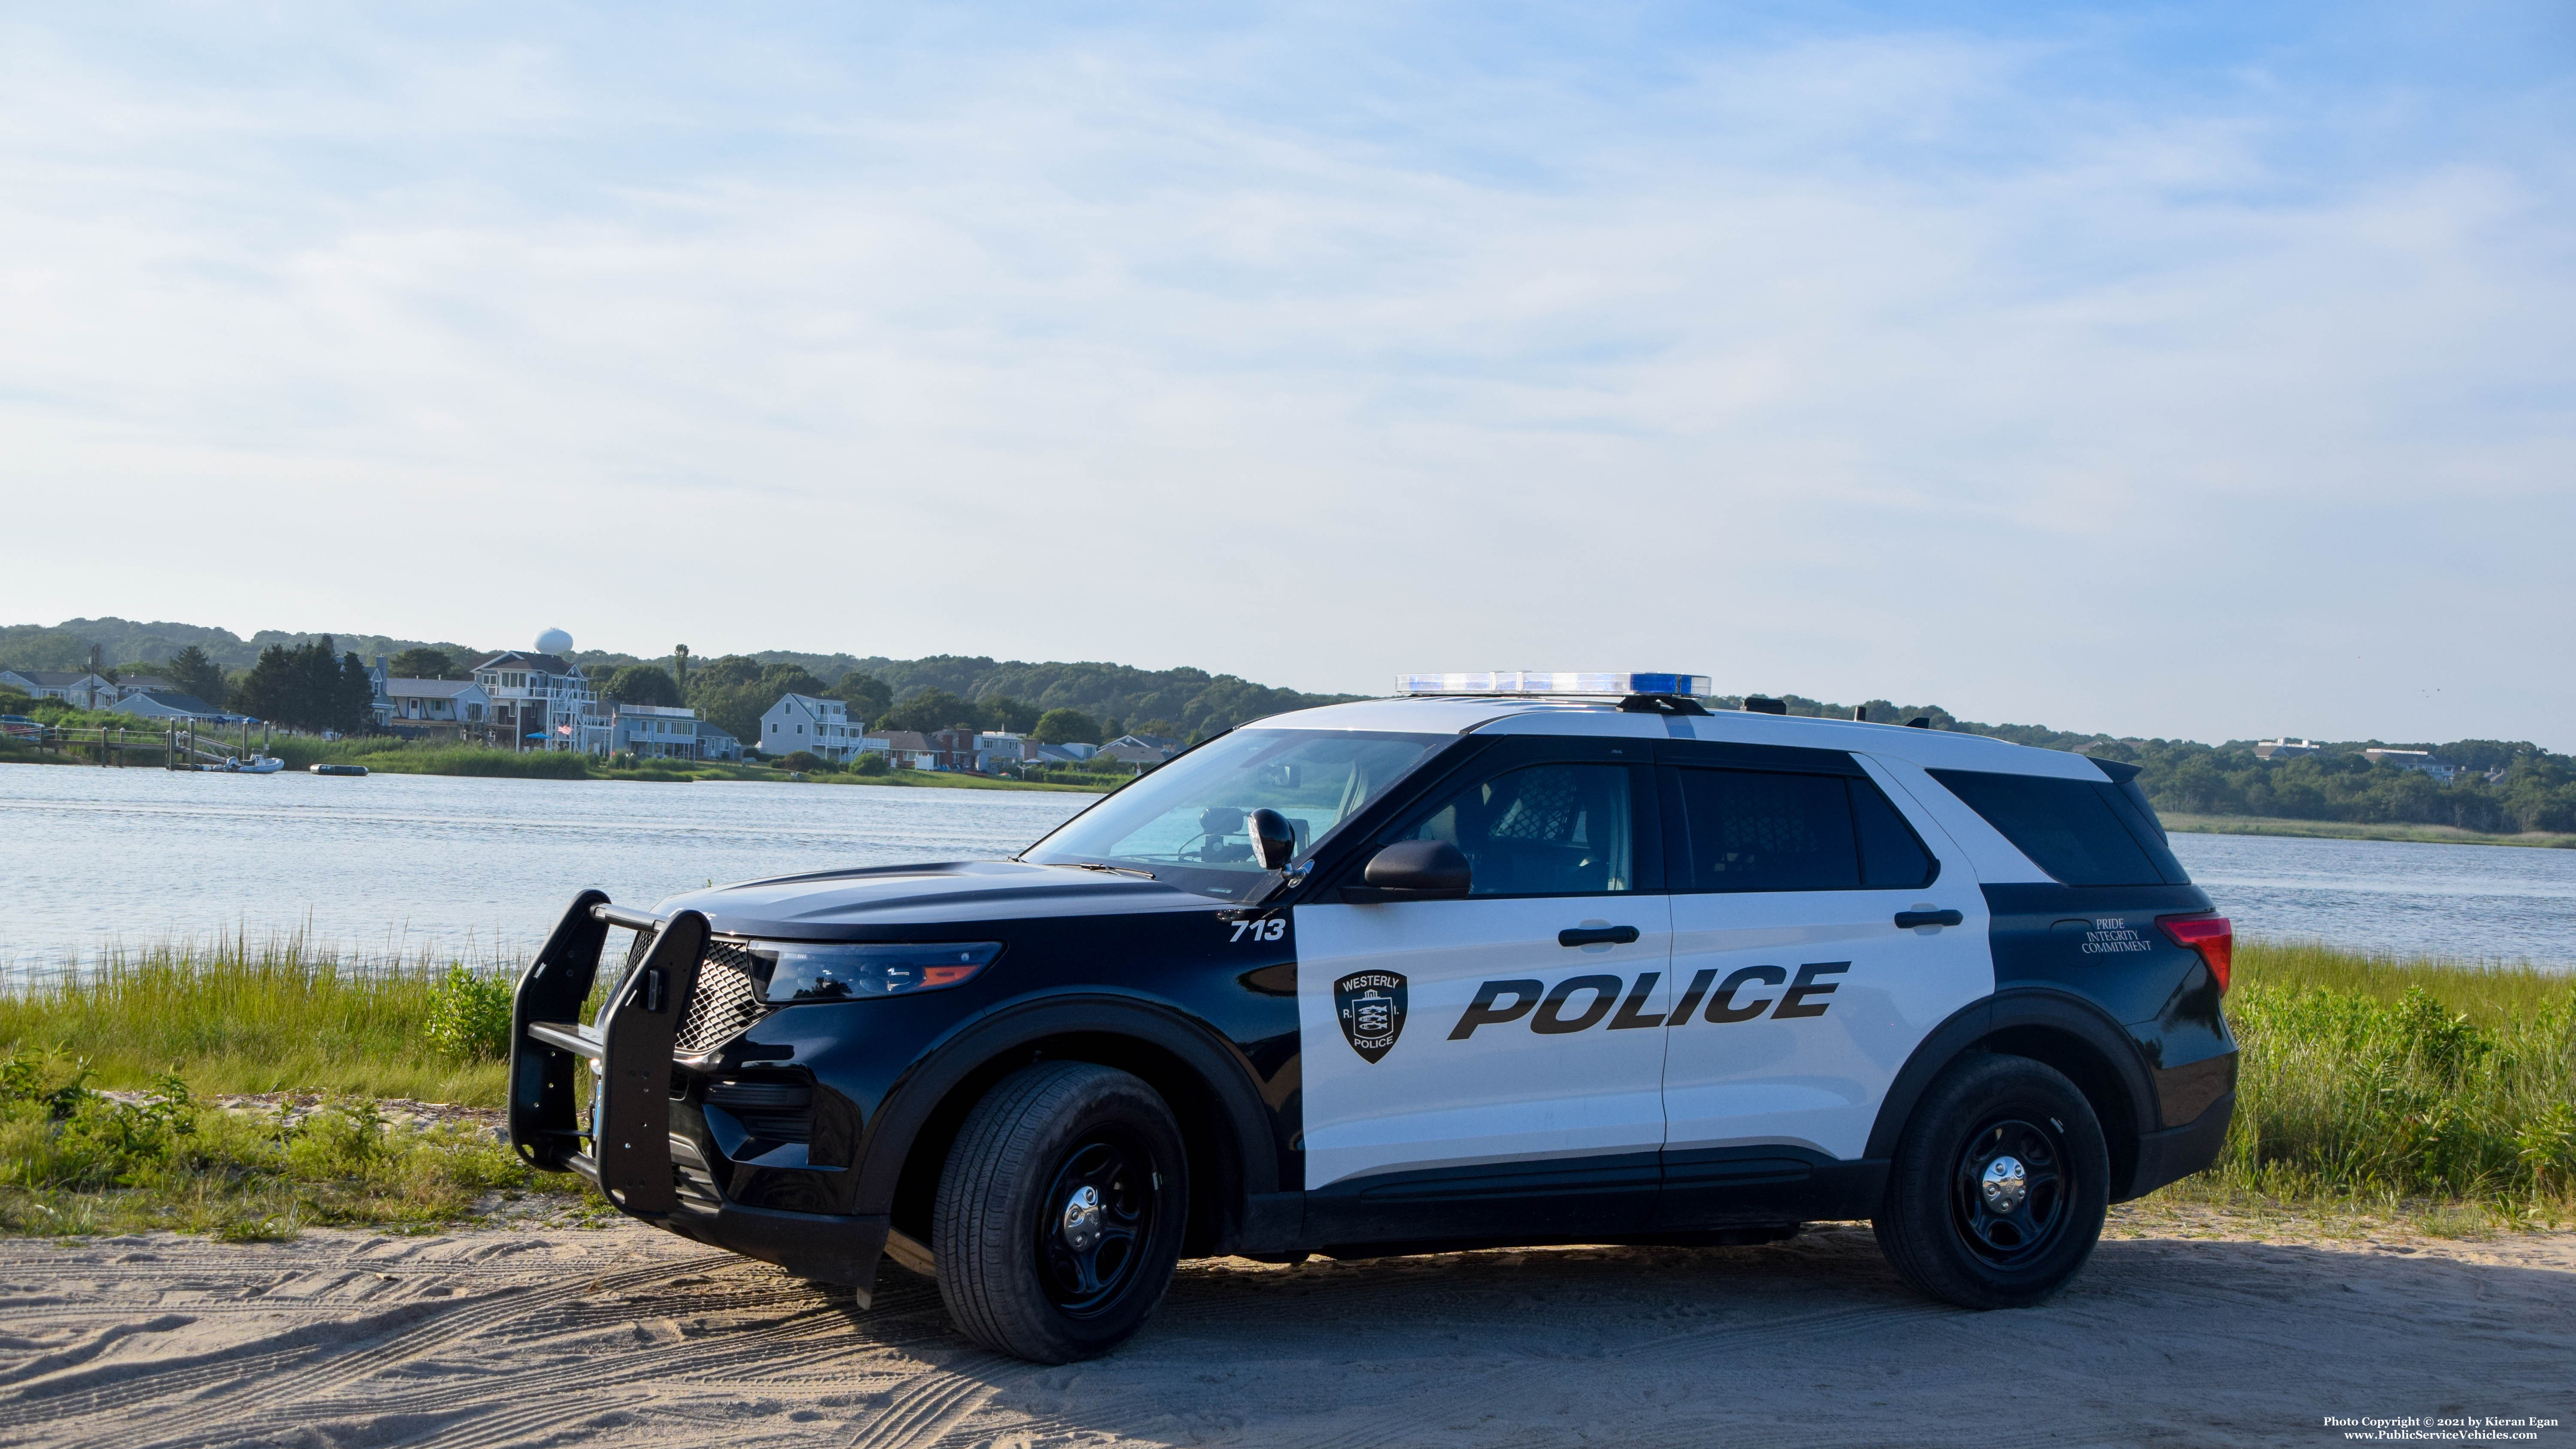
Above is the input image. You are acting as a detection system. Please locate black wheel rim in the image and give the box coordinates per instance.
[1036,1130,1157,1317]
[1950,1116,2071,1269]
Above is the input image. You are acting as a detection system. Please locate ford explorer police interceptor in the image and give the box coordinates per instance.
[510,673,2237,1363]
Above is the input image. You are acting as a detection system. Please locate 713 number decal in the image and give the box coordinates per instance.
[1230,917,1286,943]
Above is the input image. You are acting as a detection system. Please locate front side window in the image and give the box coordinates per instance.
[1395,763,1636,896]
[1025,730,1445,901]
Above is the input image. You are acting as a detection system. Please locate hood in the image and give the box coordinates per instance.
[653,860,1220,938]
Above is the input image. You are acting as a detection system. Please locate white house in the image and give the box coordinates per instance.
[109,690,231,722]
[113,676,179,701]
[470,650,611,753]
[0,671,114,709]
[1100,733,1185,766]
[611,703,707,759]
[761,693,865,761]
[863,730,940,769]
[974,731,1030,773]
[368,659,492,734]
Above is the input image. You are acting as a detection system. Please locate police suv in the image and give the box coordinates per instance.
[509,673,2236,1363]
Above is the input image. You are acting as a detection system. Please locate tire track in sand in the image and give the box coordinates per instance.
[23,1252,736,1447]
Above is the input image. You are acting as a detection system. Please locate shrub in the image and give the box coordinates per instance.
[853,751,890,776]
[781,750,823,772]
[0,1065,572,1238]
[422,965,513,1060]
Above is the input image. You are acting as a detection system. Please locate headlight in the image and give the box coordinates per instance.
[749,941,1001,1003]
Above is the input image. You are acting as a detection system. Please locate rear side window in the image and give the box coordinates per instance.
[1672,769,1937,892]
[1927,769,2187,886]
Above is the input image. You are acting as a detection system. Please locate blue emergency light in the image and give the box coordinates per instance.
[1394,672,1713,698]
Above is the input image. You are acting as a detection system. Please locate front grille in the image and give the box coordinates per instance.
[676,939,769,1054]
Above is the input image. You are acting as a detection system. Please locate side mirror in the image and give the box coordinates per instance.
[1247,808,1297,870]
[1340,839,1472,902]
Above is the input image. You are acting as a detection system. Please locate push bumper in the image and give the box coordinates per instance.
[507,891,895,1294]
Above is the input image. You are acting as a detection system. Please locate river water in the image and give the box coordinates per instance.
[2,763,2571,972]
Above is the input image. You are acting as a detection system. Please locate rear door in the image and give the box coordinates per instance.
[1653,744,1988,1226]
[1294,736,1670,1239]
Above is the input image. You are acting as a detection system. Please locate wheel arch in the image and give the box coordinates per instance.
[857,993,1279,1258]
[1866,990,2160,1203]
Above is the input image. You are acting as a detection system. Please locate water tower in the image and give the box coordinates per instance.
[535,627,573,656]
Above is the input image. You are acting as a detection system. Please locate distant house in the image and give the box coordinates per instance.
[469,651,610,753]
[974,731,1030,773]
[696,722,744,762]
[1099,733,1185,767]
[761,694,866,761]
[2363,748,2460,783]
[368,659,492,735]
[113,676,179,701]
[863,730,939,769]
[2254,738,2323,760]
[109,690,230,722]
[1029,743,1100,768]
[610,703,707,759]
[0,671,114,709]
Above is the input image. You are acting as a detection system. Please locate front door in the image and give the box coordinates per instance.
[1654,749,1990,1227]
[1295,740,1670,1242]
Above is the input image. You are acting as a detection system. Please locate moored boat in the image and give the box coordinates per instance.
[310,763,369,776]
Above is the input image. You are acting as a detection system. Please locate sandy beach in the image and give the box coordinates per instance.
[0,1207,2568,1448]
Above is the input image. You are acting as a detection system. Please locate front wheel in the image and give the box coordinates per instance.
[932,1062,1189,1362]
[1874,1053,2109,1309]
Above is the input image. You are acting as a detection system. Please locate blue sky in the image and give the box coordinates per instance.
[3,3,2570,745]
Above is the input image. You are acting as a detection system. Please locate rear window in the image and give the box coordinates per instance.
[1926,769,2188,887]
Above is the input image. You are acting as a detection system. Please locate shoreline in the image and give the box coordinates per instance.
[0,751,1110,793]
[2163,812,2576,851]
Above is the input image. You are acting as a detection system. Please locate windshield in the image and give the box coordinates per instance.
[1024,729,1448,900]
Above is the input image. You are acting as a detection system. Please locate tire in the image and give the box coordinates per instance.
[1873,1053,2110,1310]
[931,1062,1190,1362]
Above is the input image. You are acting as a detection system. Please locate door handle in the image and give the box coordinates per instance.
[1558,925,1641,948]
[1894,909,1964,930]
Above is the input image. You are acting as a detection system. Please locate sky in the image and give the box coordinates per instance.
[3,3,2571,747]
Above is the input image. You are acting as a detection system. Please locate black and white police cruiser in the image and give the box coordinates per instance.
[510,672,2237,1362]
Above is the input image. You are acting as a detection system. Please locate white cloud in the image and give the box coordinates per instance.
[0,6,2568,744]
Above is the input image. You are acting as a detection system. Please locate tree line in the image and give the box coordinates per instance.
[1722,692,2576,836]
[593,656,1170,752]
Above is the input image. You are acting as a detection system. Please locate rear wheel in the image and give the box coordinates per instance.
[931,1062,1188,1362]
[1874,1053,2109,1309]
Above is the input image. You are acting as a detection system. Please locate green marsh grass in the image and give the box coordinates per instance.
[4,933,2570,1234]
[0,936,515,1105]
[0,1060,589,1238]
[2187,939,2576,1225]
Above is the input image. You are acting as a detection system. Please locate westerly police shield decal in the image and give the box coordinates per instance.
[1334,971,1407,1064]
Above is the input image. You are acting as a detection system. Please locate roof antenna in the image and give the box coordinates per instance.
[1853,705,1867,722]
[1906,716,1932,729]
[1743,697,1787,716]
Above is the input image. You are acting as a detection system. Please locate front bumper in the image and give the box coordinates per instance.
[506,891,893,1294]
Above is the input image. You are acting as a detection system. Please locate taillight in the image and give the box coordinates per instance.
[2157,915,2233,992]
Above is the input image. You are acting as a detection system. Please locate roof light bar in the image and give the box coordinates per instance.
[1395,672,1712,699]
